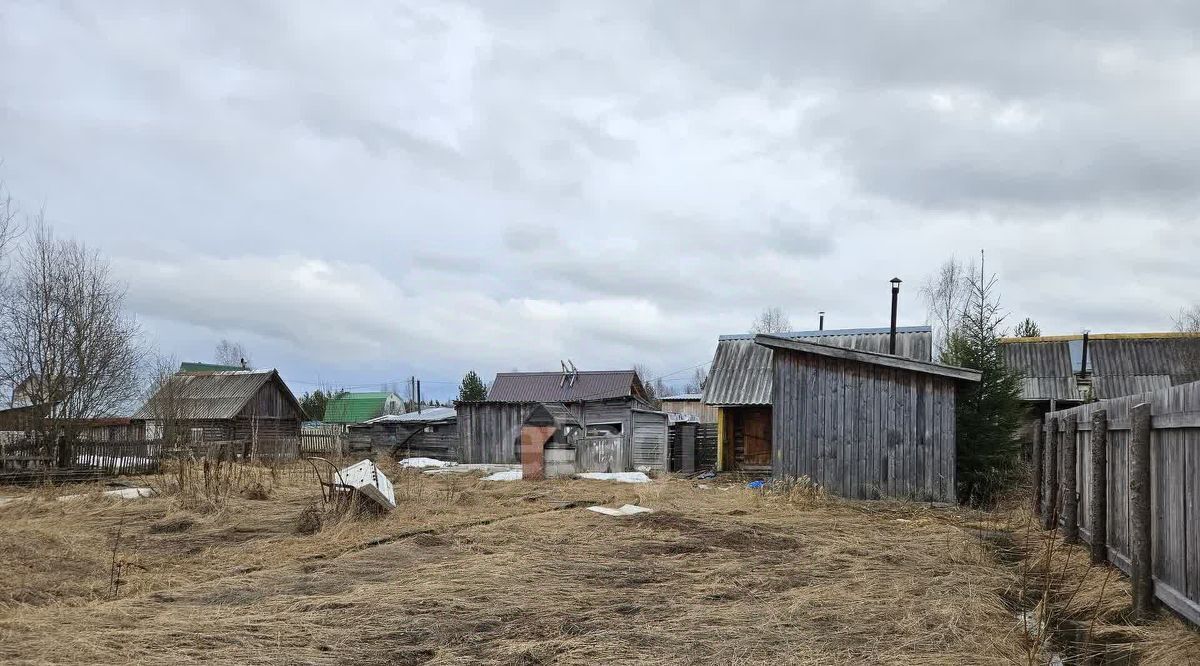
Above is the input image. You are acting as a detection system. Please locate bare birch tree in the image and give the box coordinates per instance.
[140,353,191,445]
[750,307,791,334]
[0,221,145,457]
[921,257,971,360]
[214,339,251,368]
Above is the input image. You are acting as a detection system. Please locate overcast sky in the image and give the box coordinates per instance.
[3,1,1199,400]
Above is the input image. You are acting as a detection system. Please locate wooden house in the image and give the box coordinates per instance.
[756,335,979,502]
[134,369,304,443]
[703,326,933,472]
[457,369,669,472]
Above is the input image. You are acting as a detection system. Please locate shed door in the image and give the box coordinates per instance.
[741,407,772,468]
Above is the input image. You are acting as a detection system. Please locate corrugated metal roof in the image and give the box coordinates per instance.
[486,371,639,403]
[702,326,933,406]
[366,406,456,424]
[133,370,295,420]
[1000,334,1200,401]
[323,392,399,423]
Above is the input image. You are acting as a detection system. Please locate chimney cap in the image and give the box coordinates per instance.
[889,277,902,285]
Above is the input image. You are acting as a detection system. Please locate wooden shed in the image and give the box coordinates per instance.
[347,407,458,459]
[755,334,980,502]
[703,326,934,472]
[457,368,669,471]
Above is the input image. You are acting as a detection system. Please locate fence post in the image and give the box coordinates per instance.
[1041,416,1059,530]
[1129,402,1154,620]
[1062,415,1079,543]
[1089,409,1108,564]
[1031,420,1043,515]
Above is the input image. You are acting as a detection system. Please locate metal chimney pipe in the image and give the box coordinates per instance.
[1080,332,1090,375]
[417,380,422,413]
[819,311,825,331]
[889,277,902,354]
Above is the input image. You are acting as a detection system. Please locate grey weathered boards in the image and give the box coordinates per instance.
[755,335,980,503]
[1044,379,1200,627]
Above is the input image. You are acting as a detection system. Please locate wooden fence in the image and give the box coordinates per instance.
[75,440,163,475]
[1039,380,1200,625]
[669,423,718,473]
[300,432,344,455]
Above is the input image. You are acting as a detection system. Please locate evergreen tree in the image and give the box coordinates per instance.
[1012,317,1041,338]
[942,253,1027,507]
[457,370,487,402]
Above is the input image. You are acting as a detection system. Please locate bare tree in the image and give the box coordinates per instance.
[632,363,667,407]
[214,339,251,368]
[1172,305,1200,383]
[921,257,971,358]
[683,366,708,394]
[140,353,191,445]
[0,221,145,458]
[0,179,19,265]
[750,307,791,334]
[1175,305,1200,333]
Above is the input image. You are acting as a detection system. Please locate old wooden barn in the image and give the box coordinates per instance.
[457,368,669,471]
[134,368,305,443]
[703,326,933,472]
[756,334,979,502]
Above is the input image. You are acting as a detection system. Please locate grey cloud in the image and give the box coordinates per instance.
[3,1,1200,394]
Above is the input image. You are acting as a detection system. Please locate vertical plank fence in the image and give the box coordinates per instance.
[1038,380,1200,626]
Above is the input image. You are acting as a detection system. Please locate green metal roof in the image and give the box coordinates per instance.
[179,361,245,373]
[322,392,397,423]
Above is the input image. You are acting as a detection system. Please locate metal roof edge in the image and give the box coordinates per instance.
[718,325,931,341]
[1001,331,1200,343]
[754,334,981,382]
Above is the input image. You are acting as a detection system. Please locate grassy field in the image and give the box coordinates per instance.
[0,461,1195,664]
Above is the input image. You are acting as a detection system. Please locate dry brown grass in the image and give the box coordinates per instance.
[990,505,1200,665]
[2,465,1035,664]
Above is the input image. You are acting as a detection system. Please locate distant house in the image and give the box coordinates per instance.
[756,334,978,501]
[703,326,933,472]
[322,392,405,424]
[658,394,717,424]
[1000,331,1200,452]
[1000,332,1200,407]
[347,407,458,459]
[458,368,669,471]
[134,369,305,443]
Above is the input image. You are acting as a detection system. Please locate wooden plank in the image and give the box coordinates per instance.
[1187,427,1200,601]
[754,334,981,381]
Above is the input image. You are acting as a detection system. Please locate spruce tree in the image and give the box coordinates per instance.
[942,254,1027,507]
[457,370,488,402]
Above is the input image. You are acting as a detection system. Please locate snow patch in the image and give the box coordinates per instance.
[57,487,154,502]
[397,457,456,469]
[587,504,654,517]
[481,469,523,481]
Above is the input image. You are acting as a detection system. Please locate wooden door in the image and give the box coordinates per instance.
[741,407,772,467]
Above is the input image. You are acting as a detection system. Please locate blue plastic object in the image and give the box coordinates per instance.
[747,480,766,489]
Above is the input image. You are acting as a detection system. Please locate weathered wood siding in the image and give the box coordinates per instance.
[771,348,957,502]
[1046,380,1200,626]
[576,435,626,472]
[456,402,532,464]
[631,409,668,472]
